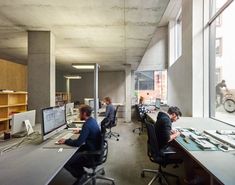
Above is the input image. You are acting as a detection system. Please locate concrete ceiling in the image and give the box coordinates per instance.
[0,0,169,72]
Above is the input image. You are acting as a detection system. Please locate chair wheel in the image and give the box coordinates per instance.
[141,172,145,178]
[116,138,119,141]
[117,134,120,137]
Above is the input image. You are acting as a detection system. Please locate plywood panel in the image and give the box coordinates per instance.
[0,59,27,91]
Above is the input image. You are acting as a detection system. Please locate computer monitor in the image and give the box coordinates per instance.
[84,98,100,109]
[65,102,74,116]
[155,98,161,109]
[42,105,66,141]
[11,110,36,135]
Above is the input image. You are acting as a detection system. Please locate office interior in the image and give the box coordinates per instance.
[0,0,235,185]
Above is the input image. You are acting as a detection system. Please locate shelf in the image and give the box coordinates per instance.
[0,91,27,94]
[0,105,8,108]
[0,118,10,122]
[8,103,27,107]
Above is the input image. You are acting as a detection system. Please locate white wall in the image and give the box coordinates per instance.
[137,26,168,71]
[167,0,205,117]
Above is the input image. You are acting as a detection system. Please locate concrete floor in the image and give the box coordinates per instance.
[49,119,185,185]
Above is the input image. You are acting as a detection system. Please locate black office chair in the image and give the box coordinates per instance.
[105,105,120,141]
[132,104,146,135]
[76,124,115,185]
[141,122,182,185]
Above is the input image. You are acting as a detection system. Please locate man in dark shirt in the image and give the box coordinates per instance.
[155,106,181,150]
[58,105,101,182]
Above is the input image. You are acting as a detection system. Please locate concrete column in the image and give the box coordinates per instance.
[28,31,56,123]
[125,65,132,123]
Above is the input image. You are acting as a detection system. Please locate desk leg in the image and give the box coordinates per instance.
[210,175,214,185]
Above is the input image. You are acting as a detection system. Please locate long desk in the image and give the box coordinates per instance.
[0,139,78,185]
[0,116,104,185]
[147,112,235,185]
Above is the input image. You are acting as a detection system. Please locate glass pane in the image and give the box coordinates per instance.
[134,70,167,105]
[210,2,235,125]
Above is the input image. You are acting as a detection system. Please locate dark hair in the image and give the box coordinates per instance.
[79,104,92,116]
[222,80,225,83]
[167,106,182,117]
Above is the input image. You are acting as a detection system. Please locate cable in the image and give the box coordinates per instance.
[0,131,41,156]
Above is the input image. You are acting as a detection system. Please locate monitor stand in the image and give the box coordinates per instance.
[12,120,34,138]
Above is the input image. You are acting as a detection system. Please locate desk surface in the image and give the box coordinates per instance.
[0,142,77,185]
[0,116,105,185]
[147,112,235,185]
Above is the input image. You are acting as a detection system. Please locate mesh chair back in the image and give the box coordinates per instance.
[112,105,120,126]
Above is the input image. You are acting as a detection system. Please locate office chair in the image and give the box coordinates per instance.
[132,104,146,135]
[75,124,115,185]
[141,122,182,185]
[105,105,120,141]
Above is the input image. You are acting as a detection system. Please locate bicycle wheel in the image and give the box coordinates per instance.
[223,99,235,113]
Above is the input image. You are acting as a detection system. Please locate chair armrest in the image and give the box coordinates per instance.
[161,146,177,155]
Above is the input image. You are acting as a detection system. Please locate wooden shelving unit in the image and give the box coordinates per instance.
[56,92,71,106]
[0,92,27,134]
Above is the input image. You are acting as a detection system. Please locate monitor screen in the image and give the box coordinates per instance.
[42,106,66,137]
[65,102,74,116]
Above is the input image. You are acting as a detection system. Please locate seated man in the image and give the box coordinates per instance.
[155,106,181,150]
[155,106,205,185]
[58,105,101,183]
[103,97,115,125]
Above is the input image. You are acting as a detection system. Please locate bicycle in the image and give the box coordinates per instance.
[223,93,235,113]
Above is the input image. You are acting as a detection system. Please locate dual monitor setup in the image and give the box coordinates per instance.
[10,98,101,141]
[10,102,76,140]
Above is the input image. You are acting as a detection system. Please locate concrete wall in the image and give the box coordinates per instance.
[56,71,125,104]
[167,0,205,117]
[137,26,168,71]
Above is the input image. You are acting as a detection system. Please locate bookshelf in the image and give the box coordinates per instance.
[56,92,71,106]
[0,92,27,134]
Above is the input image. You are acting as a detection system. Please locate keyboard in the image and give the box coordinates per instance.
[61,132,74,140]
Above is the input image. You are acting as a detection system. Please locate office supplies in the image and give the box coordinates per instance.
[204,130,235,148]
[58,148,63,152]
[183,138,190,143]
[216,130,235,135]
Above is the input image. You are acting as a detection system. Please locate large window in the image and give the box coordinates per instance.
[209,0,235,125]
[174,10,182,61]
[134,70,167,104]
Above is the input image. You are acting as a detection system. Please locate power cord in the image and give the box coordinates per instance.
[0,131,41,156]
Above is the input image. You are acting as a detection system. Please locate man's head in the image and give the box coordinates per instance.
[79,104,92,120]
[167,106,182,122]
[104,97,112,105]
[139,96,144,104]
[221,80,226,85]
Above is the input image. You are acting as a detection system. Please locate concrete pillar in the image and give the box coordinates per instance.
[28,31,56,123]
[125,65,132,123]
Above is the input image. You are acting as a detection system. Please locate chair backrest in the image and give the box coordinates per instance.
[96,125,108,164]
[112,105,120,126]
[145,122,162,161]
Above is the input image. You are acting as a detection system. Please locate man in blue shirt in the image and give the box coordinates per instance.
[104,97,115,123]
[58,105,101,182]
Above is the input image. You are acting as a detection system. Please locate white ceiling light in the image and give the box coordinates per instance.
[64,75,82,79]
[72,64,95,70]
